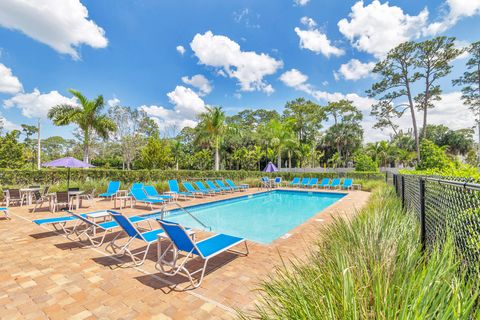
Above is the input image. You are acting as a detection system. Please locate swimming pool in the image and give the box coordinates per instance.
[163,190,346,244]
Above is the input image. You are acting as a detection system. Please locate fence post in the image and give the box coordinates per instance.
[419,178,426,251]
[401,175,405,209]
[385,171,388,183]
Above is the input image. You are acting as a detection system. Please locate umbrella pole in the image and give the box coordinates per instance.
[67,168,71,191]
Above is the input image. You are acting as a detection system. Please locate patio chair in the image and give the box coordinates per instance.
[107,210,170,266]
[182,182,208,197]
[206,180,227,193]
[306,177,319,188]
[65,210,153,247]
[52,191,72,212]
[130,188,165,210]
[327,178,341,189]
[156,219,248,288]
[5,189,26,207]
[143,186,173,201]
[299,178,310,188]
[215,180,235,192]
[318,178,331,188]
[99,181,121,199]
[32,189,50,213]
[340,178,353,190]
[289,177,301,187]
[68,187,80,192]
[273,177,282,188]
[225,179,248,191]
[131,182,144,190]
[261,177,270,189]
[195,181,219,194]
[168,180,195,199]
[0,207,10,220]
[33,212,90,233]
[80,188,96,207]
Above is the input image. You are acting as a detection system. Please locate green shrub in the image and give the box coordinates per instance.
[239,185,479,319]
[354,154,379,172]
[416,139,454,170]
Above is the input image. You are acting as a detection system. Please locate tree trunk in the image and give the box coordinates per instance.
[277,151,281,169]
[288,150,292,169]
[37,119,41,170]
[176,159,179,171]
[83,130,89,164]
[422,70,431,139]
[405,76,420,162]
[214,146,220,171]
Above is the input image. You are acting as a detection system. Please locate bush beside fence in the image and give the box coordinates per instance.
[0,169,384,186]
[388,171,480,271]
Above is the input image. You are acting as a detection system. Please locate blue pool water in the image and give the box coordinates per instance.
[164,190,345,244]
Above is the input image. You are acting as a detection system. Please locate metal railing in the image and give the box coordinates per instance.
[388,172,480,269]
[160,202,211,231]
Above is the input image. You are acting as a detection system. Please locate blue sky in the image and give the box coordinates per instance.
[0,0,479,141]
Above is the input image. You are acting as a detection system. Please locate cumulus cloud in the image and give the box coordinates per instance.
[176,45,186,55]
[279,69,309,88]
[140,85,207,130]
[0,63,22,94]
[181,74,212,96]
[190,31,283,94]
[294,27,344,58]
[300,16,317,28]
[338,0,428,58]
[336,59,376,81]
[3,89,76,119]
[294,0,310,6]
[0,114,20,131]
[107,97,120,108]
[424,0,480,35]
[0,0,107,59]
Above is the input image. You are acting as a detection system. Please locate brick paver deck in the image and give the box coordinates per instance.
[0,187,370,319]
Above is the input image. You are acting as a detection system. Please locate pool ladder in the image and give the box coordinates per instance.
[160,202,211,231]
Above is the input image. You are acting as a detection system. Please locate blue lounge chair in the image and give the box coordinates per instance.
[328,178,341,189]
[65,210,153,247]
[107,210,168,266]
[0,207,9,220]
[99,181,120,199]
[33,212,90,233]
[261,177,271,189]
[156,220,248,288]
[143,185,173,201]
[131,182,143,190]
[215,180,235,192]
[307,177,318,188]
[182,182,208,197]
[341,178,353,190]
[290,177,301,187]
[299,177,310,188]
[273,177,282,188]
[168,180,195,199]
[206,180,228,193]
[318,178,331,188]
[225,179,248,191]
[195,181,219,194]
[130,188,165,209]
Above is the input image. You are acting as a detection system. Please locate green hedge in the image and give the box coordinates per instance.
[0,169,385,186]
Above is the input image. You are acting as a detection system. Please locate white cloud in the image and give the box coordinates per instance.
[181,74,212,96]
[107,97,120,108]
[338,0,429,57]
[141,85,207,130]
[0,63,22,94]
[300,16,317,28]
[0,114,20,131]
[294,0,310,6]
[0,0,107,59]
[176,45,186,55]
[337,59,376,81]
[190,31,283,94]
[3,89,76,119]
[279,69,309,87]
[294,27,345,57]
[424,0,480,35]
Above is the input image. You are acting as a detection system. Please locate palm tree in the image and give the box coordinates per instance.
[48,89,116,164]
[196,106,227,171]
[266,119,295,169]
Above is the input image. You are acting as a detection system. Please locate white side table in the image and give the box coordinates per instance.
[86,211,111,236]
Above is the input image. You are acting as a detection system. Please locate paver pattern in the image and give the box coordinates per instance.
[0,187,370,319]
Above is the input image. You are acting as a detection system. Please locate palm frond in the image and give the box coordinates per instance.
[47,105,82,126]
[92,115,117,140]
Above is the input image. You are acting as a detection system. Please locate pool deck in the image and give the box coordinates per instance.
[0,187,370,319]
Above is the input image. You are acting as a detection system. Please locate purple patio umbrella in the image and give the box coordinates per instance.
[263,161,278,172]
[42,157,94,190]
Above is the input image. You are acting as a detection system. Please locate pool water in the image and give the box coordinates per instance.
[164,190,345,244]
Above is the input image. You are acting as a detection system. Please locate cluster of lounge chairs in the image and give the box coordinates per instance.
[33,207,248,288]
[289,177,354,190]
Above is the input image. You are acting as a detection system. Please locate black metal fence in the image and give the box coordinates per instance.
[388,172,480,268]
